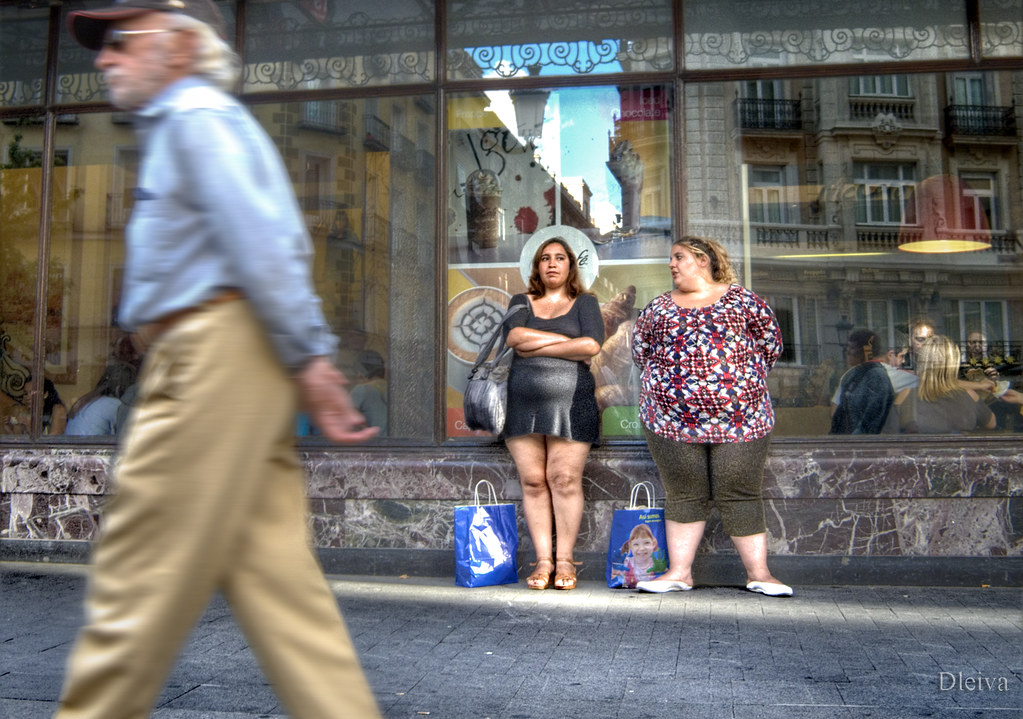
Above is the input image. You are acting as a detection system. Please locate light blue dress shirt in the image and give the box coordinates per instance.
[118,76,336,371]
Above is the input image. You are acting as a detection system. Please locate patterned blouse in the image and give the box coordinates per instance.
[632,285,782,443]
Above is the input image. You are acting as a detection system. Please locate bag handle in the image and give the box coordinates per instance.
[628,481,656,510]
[473,479,499,506]
[469,303,527,372]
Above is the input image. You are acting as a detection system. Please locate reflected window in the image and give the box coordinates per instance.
[248,97,437,440]
[749,167,789,224]
[850,74,910,97]
[445,83,672,439]
[688,72,1021,436]
[855,163,916,225]
[953,73,987,105]
[958,300,1009,350]
[960,173,998,230]
[851,300,910,349]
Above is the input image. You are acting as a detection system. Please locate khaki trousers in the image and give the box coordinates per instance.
[56,299,380,719]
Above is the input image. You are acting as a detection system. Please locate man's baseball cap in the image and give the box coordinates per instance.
[67,0,227,51]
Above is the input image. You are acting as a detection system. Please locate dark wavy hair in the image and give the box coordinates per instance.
[526,238,586,298]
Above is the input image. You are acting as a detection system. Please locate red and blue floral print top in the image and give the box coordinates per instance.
[632,285,782,443]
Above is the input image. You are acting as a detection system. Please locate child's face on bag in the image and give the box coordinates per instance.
[630,535,655,560]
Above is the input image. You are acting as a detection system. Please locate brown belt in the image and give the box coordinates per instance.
[132,289,244,352]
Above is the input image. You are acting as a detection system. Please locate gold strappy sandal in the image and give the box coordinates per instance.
[554,559,580,590]
[526,558,554,590]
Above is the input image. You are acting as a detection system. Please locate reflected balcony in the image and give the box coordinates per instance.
[735,98,802,131]
[857,226,1019,254]
[752,222,832,249]
[944,104,1018,147]
[299,102,349,135]
[363,114,390,151]
[848,96,915,122]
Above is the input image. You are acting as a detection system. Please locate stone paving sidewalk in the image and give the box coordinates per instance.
[1,562,1020,718]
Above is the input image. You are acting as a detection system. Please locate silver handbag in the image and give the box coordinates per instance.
[463,304,526,434]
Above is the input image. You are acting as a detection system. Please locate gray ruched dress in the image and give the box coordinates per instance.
[502,293,605,443]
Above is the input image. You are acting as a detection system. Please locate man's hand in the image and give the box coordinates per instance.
[297,357,380,443]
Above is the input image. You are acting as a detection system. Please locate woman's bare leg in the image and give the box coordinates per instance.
[544,437,590,562]
[506,434,554,562]
[657,519,706,587]
[731,532,783,585]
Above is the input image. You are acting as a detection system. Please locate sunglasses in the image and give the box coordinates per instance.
[102,27,177,52]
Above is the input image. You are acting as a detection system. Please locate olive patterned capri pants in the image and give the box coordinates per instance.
[643,428,771,537]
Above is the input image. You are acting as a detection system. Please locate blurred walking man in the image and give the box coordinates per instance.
[59,1,381,716]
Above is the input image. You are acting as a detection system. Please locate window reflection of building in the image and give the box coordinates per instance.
[3,1,1022,441]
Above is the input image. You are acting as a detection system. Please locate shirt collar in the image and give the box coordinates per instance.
[135,75,212,122]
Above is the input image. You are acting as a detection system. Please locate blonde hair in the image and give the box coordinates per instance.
[915,335,964,402]
[169,13,241,92]
[674,236,738,284]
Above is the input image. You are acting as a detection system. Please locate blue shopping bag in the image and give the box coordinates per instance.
[606,482,669,588]
[454,480,519,587]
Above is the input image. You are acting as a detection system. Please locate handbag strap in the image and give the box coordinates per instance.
[628,481,656,509]
[473,479,498,506]
[470,303,527,372]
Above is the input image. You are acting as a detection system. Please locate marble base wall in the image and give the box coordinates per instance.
[2,439,1021,583]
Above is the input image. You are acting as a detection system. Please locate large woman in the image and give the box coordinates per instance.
[632,236,790,596]
[894,335,996,434]
[503,238,605,590]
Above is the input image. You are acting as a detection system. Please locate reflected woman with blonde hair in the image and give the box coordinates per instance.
[894,335,995,434]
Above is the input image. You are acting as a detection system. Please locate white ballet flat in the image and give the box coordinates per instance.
[746,580,793,597]
[636,580,693,593]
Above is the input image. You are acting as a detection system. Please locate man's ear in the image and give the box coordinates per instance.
[167,28,197,71]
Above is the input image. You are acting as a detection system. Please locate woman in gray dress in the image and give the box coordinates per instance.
[503,238,604,590]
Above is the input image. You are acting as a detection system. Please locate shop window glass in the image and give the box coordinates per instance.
[243,0,433,91]
[1,125,38,433]
[35,114,133,439]
[36,95,436,440]
[445,84,673,439]
[684,0,970,69]
[0,6,47,108]
[249,97,437,439]
[446,0,674,80]
[685,72,1023,436]
[1,119,70,435]
[979,0,1023,58]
